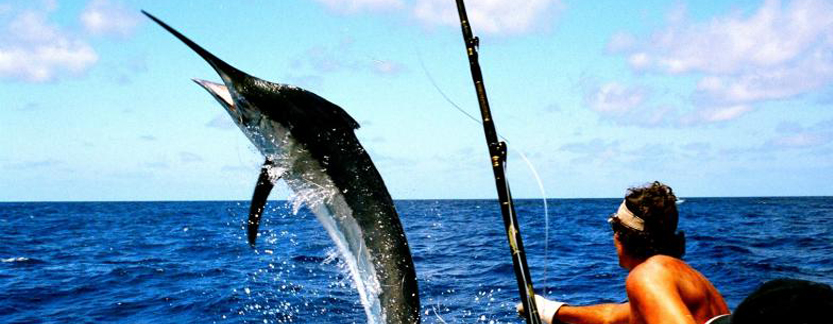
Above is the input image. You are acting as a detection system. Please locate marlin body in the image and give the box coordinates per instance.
[143,12,419,324]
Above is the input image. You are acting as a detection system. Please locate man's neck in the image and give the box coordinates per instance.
[621,254,648,271]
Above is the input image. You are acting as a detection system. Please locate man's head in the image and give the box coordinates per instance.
[609,181,685,261]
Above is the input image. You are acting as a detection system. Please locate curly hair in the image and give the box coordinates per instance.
[610,181,686,259]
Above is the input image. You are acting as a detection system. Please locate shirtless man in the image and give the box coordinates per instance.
[519,182,729,324]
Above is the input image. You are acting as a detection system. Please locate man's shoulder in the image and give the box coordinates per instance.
[627,256,689,285]
[634,255,685,271]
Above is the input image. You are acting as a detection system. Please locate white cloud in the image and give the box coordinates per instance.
[694,47,833,104]
[584,80,755,125]
[560,139,624,166]
[290,39,407,77]
[632,105,676,127]
[0,7,98,82]
[0,0,142,82]
[412,0,564,35]
[680,142,711,152]
[314,0,404,12]
[80,0,140,37]
[582,81,682,127]
[179,152,204,163]
[615,0,833,110]
[4,159,63,170]
[606,31,636,53]
[143,161,169,169]
[770,133,830,148]
[700,105,752,122]
[815,119,833,130]
[767,119,833,148]
[627,53,651,70]
[311,0,564,35]
[371,59,405,75]
[631,0,833,74]
[585,82,648,114]
[560,139,676,169]
[680,105,753,125]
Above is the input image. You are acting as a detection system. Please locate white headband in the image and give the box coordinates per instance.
[610,200,645,232]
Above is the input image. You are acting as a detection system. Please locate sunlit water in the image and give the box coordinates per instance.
[2,197,832,323]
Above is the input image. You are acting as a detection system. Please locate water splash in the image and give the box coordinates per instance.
[256,139,385,324]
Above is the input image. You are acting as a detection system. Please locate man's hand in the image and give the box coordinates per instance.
[516,295,566,324]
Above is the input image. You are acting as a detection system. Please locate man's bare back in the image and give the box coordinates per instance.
[626,255,728,324]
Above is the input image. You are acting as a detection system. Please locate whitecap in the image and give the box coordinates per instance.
[1,257,29,263]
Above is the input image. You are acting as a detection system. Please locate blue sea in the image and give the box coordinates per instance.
[2,197,832,323]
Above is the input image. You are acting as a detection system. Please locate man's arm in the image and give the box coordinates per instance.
[555,303,630,324]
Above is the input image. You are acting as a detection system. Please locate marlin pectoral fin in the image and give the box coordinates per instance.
[247,159,277,247]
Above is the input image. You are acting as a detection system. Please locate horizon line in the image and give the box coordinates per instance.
[1,195,831,204]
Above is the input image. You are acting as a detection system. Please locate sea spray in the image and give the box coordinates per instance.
[270,153,385,323]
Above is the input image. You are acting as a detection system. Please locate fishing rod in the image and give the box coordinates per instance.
[453,1,542,323]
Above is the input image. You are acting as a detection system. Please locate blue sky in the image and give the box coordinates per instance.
[1,0,832,201]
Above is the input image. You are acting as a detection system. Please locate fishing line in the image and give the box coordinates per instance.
[431,305,450,324]
[416,47,552,293]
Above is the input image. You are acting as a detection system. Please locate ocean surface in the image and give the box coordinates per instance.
[1,197,831,323]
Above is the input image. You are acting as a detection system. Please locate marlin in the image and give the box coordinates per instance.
[143,11,420,324]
